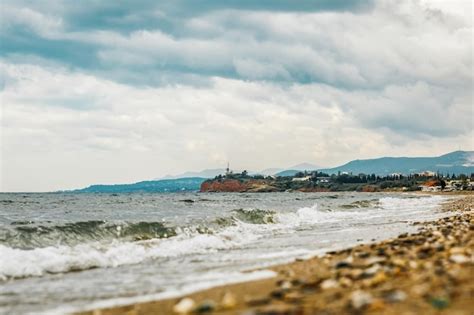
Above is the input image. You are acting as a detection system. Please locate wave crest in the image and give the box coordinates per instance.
[1,221,176,249]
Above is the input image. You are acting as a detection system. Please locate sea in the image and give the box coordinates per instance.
[0,192,454,314]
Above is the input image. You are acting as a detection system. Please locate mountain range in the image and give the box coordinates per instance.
[159,163,321,180]
[72,151,473,193]
[318,150,473,176]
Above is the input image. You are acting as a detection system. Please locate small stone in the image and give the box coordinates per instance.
[350,269,363,279]
[271,289,285,299]
[334,256,354,269]
[284,292,304,303]
[384,290,407,303]
[391,258,406,268]
[350,290,373,309]
[173,298,195,314]
[320,279,339,290]
[365,272,387,287]
[291,278,304,287]
[362,264,380,278]
[339,277,353,288]
[245,296,271,306]
[194,300,216,313]
[221,292,236,309]
[430,297,450,310]
[280,280,292,290]
[408,261,418,269]
[363,256,386,266]
[449,254,470,264]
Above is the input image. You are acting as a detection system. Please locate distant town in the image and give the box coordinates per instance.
[200,165,474,193]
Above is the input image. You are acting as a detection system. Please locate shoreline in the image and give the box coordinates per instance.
[77,193,473,315]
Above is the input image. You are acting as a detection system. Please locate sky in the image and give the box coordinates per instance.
[0,0,473,192]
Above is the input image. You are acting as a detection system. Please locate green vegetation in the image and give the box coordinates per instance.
[210,170,474,192]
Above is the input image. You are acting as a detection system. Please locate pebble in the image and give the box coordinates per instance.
[221,291,236,309]
[384,290,407,303]
[391,258,406,268]
[449,254,470,264]
[349,268,363,279]
[283,291,304,303]
[320,279,339,290]
[194,300,216,313]
[364,271,387,287]
[335,256,353,269]
[408,260,419,269]
[338,277,353,288]
[362,264,380,277]
[271,289,285,299]
[245,296,271,306]
[430,297,450,310]
[363,256,386,266]
[173,298,195,314]
[350,290,373,309]
[279,280,292,290]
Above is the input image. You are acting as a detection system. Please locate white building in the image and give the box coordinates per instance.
[292,176,312,182]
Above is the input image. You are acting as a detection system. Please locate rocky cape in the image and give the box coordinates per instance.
[200,179,279,193]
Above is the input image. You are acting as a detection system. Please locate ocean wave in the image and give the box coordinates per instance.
[0,206,314,280]
[231,208,276,224]
[379,195,445,211]
[0,195,447,280]
[0,221,177,249]
[340,199,380,209]
[0,222,262,280]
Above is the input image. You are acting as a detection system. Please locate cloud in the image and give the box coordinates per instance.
[1,0,471,88]
[2,61,472,191]
[0,0,472,191]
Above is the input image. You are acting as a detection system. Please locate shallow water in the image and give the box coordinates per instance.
[0,192,452,314]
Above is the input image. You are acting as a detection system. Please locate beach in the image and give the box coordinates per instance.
[76,193,473,315]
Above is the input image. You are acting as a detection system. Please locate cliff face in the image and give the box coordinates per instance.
[200,179,278,192]
[200,179,248,192]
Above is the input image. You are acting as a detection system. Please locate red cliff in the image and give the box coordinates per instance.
[200,179,278,192]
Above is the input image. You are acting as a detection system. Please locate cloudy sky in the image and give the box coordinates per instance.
[0,0,473,192]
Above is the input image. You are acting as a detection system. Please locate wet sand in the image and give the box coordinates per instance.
[77,193,473,315]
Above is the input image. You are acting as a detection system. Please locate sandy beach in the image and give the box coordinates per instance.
[75,193,473,315]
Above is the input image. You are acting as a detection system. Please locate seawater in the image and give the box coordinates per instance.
[0,192,453,314]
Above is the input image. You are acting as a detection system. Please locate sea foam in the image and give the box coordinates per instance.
[0,195,447,280]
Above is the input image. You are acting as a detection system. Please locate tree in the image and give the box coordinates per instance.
[440,179,446,190]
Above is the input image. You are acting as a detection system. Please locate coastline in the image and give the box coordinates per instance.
[77,193,473,315]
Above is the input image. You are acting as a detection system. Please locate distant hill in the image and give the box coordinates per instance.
[275,170,301,177]
[72,177,206,193]
[319,151,474,176]
[160,169,226,180]
[275,163,321,177]
[256,168,284,176]
[289,163,321,171]
[160,163,322,179]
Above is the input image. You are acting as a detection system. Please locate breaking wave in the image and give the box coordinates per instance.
[1,221,177,249]
[0,195,446,280]
[340,199,380,209]
[0,206,320,280]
